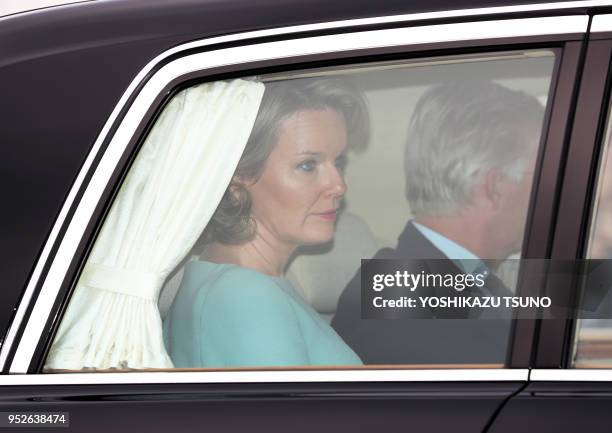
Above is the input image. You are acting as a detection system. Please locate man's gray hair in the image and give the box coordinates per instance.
[404,80,544,217]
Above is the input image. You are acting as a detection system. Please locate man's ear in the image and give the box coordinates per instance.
[473,169,503,211]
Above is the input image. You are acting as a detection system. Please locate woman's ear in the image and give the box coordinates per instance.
[228,176,253,202]
[228,180,240,196]
[231,174,257,191]
[228,178,244,202]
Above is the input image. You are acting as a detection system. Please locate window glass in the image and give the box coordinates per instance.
[45,50,555,372]
[573,100,612,368]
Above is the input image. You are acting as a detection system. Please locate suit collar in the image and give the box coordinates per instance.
[396,221,447,259]
[395,220,512,300]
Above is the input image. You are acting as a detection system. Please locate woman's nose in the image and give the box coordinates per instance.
[326,165,347,197]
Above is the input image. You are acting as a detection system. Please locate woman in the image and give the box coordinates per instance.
[164,78,368,367]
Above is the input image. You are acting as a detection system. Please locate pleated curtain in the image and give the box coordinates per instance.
[45,79,265,369]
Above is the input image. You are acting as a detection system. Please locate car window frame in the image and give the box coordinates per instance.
[0,12,588,379]
[532,13,612,378]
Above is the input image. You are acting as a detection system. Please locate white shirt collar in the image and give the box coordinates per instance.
[412,221,487,276]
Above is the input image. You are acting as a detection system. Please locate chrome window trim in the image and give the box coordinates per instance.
[531,369,612,381]
[591,13,612,32]
[1,14,587,374]
[0,369,528,385]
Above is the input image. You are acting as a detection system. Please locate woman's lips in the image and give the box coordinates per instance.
[314,210,337,220]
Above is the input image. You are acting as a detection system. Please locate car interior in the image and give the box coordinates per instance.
[157,51,555,330]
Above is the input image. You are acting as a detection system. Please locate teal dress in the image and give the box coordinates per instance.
[163,261,362,368]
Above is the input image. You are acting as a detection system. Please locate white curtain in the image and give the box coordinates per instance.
[45,79,265,369]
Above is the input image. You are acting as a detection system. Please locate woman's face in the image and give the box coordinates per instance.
[245,108,348,250]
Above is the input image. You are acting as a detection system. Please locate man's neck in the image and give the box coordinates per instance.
[414,215,492,259]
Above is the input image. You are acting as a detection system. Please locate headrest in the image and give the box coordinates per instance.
[286,212,378,313]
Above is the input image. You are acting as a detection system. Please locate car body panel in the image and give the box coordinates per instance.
[3,1,612,432]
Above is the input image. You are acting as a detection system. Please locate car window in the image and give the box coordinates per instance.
[44,49,555,372]
[572,96,612,368]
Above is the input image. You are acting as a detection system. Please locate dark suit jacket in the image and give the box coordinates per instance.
[331,221,513,365]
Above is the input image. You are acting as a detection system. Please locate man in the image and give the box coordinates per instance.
[332,81,545,364]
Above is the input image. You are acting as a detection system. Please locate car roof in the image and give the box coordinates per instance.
[0,0,92,18]
[0,0,586,69]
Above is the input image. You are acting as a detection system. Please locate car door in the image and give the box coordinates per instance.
[492,14,612,431]
[0,7,589,433]
[488,12,612,433]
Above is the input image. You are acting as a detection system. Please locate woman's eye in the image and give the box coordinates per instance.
[335,155,347,171]
[297,160,317,172]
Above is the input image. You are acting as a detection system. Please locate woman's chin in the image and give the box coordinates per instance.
[299,229,335,246]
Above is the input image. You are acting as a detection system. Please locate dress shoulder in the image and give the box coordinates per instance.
[192,263,309,366]
[201,265,293,307]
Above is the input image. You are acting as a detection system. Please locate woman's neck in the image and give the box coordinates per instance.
[202,234,294,277]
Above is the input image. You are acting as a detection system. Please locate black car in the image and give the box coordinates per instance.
[2,1,612,432]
